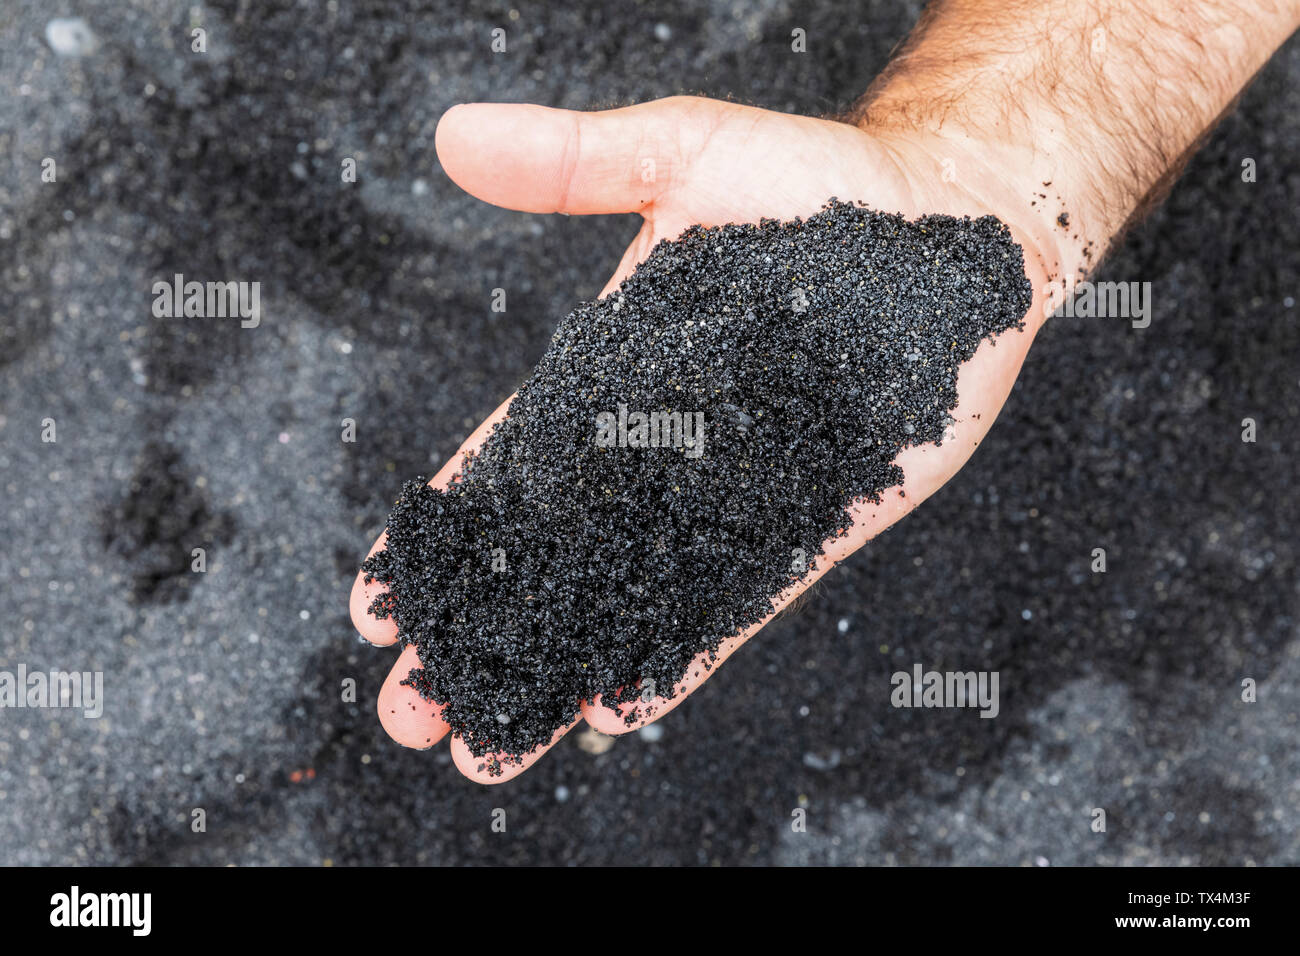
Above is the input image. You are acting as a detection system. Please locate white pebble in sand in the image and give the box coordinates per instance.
[639,723,664,743]
[46,18,98,57]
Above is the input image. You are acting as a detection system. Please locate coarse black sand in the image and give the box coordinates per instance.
[363,201,1033,765]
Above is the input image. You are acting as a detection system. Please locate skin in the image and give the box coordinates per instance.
[349,0,1299,783]
[350,97,1059,781]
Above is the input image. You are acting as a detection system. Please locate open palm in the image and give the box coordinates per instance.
[350,96,1055,782]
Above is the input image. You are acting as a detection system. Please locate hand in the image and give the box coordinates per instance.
[349,94,1057,782]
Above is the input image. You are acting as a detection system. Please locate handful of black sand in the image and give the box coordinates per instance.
[364,200,1033,769]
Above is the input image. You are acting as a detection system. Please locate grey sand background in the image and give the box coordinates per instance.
[1,1,1297,864]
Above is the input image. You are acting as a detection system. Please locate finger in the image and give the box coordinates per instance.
[350,395,516,645]
[350,531,399,646]
[377,645,452,749]
[449,714,581,785]
[582,327,1037,733]
[435,97,717,216]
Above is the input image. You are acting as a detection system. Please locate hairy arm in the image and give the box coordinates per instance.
[847,0,1300,280]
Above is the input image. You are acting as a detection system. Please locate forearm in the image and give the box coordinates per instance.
[847,0,1300,280]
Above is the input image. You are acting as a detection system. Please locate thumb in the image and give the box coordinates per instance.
[434,97,702,216]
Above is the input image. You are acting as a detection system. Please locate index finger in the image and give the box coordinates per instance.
[349,394,516,645]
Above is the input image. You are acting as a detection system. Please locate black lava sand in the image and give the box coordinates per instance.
[364,201,1033,764]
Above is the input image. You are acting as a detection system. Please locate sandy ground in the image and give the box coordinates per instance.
[0,1,1297,865]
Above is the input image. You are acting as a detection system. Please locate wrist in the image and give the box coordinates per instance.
[857,120,1086,332]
